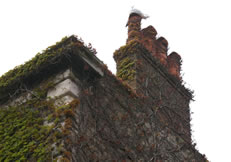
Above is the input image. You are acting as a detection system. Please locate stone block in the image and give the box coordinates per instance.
[47,78,80,99]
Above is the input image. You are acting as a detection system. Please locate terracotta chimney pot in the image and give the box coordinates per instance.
[141,25,157,38]
[167,52,182,79]
[126,13,142,43]
[157,37,168,50]
[156,37,168,66]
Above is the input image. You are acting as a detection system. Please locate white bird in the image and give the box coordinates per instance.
[130,6,149,19]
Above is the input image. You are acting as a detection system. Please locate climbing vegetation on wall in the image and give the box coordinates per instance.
[0,83,79,161]
[0,35,95,105]
[117,57,135,81]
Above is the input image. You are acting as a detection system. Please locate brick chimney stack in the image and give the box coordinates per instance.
[126,13,142,43]
[114,9,192,144]
[114,9,183,93]
[167,52,182,79]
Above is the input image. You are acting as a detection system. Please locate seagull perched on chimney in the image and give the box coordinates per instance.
[130,7,149,19]
[126,7,149,26]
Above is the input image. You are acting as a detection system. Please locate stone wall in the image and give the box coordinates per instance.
[2,69,79,107]
[66,68,207,161]
[135,46,192,143]
[0,64,206,161]
[114,41,192,143]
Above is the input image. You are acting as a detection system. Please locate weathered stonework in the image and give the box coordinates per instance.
[47,69,80,105]
[114,41,192,143]
[3,69,80,107]
[0,10,208,161]
[66,68,206,161]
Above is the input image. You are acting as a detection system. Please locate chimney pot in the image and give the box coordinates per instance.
[157,37,168,49]
[126,9,148,44]
[141,25,157,38]
[167,52,182,79]
[155,37,168,66]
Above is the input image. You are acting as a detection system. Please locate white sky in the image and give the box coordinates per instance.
[0,0,230,161]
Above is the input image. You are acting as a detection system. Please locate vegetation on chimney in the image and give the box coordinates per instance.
[117,57,135,81]
[113,40,140,61]
[113,40,193,99]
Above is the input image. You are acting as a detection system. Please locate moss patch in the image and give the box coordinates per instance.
[117,57,135,81]
[113,40,193,99]
[114,40,141,81]
[113,40,141,62]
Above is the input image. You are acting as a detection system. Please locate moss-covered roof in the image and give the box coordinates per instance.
[0,36,103,160]
[0,35,102,104]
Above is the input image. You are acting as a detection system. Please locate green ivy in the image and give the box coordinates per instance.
[113,40,140,61]
[0,103,53,161]
[117,57,135,81]
[0,82,79,161]
[0,36,69,89]
[0,35,84,104]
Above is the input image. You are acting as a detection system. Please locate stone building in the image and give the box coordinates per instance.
[0,10,208,161]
